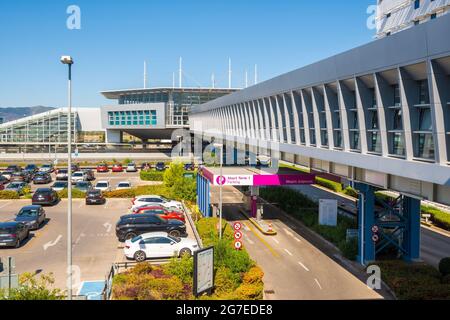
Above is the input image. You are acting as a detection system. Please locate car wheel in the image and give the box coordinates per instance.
[169,230,181,237]
[125,233,137,241]
[134,250,146,262]
[179,248,192,257]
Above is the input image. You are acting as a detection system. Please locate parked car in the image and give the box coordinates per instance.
[7,165,22,172]
[0,222,30,248]
[71,171,87,184]
[140,163,151,171]
[131,195,183,211]
[1,170,14,181]
[126,163,138,173]
[82,169,96,181]
[135,206,186,223]
[33,172,52,185]
[14,205,46,230]
[6,182,28,195]
[112,164,124,173]
[32,188,59,206]
[24,164,38,175]
[39,164,54,173]
[95,181,111,192]
[155,162,166,172]
[124,232,198,262]
[71,164,80,172]
[51,181,68,192]
[116,181,132,190]
[10,172,32,183]
[116,213,187,242]
[184,163,195,171]
[0,175,10,185]
[56,169,69,181]
[75,181,92,193]
[96,163,109,173]
[85,189,106,205]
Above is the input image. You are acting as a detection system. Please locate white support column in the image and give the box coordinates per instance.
[251,100,260,139]
[282,93,292,144]
[300,90,311,146]
[262,98,272,141]
[256,99,265,140]
[355,77,369,154]
[311,88,322,148]
[290,91,301,146]
[427,59,448,164]
[374,73,389,157]
[323,85,335,149]
[337,81,351,151]
[268,97,278,142]
[274,96,285,143]
[398,67,415,161]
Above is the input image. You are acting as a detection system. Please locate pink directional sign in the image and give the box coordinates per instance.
[253,174,316,186]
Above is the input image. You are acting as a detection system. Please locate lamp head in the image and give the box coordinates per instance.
[60,56,74,65]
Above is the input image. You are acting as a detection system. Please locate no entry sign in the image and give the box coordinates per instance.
[233,222,242,231]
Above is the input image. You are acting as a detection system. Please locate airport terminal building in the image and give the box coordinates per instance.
[100,87,236,143]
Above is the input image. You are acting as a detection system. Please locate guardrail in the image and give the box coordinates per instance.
[182,201,203,249]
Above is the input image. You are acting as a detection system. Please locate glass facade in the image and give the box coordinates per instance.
[108,110,157,127]
[0,111,77,143]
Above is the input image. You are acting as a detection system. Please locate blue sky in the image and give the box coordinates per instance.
[0,0,377,108]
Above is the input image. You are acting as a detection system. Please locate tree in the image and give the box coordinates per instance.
[0,272,64,300]
[163,162,185,189]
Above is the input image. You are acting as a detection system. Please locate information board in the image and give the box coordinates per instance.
[319,199,338,226]
[193,247,214,296]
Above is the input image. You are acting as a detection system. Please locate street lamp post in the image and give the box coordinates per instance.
[61,55,74,300]
[214,143,224,239]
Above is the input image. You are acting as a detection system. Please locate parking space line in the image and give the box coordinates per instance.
[294,237,301,243]
[284,249,293,256]
[315,278,323,290]
[0,201,12,209]
[271,238,280,245]
[298,261,310,272]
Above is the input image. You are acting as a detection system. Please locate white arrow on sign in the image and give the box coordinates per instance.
[43,235,62,251]
[103,222,112,233]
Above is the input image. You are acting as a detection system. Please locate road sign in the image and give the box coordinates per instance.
[234,240,243,250]
[233,222,242,231]
[372,234,379,242]
[234,231,243,240]
[371,225,379,233]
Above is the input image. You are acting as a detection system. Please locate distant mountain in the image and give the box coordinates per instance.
[0,106,56,123]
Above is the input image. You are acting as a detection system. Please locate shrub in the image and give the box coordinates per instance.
[140,170,164,181]
[164,255,194,284]
[438,257,450,277]
[57,189,86,199]
[104,189,136,198]
[234,283,264,300]
[170,177,197,202]
[315,177,343,193]
[0,273,63,300]
[339,238,359,260]
[163,162,185,189]
[242,266,264,285]
[214,267,241,295]
[343,186,358,198]
[422,206,450,231]
[0,191,20,199]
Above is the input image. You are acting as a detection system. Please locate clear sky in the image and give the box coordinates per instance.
[0,0,377,108]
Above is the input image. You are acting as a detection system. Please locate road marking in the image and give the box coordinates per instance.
[315,278,323,290]
[75,233,86,245]
[244,236,255,245]
[103,222,112,233]
[298,261,310,272]
[284,228,294,237]
[284,249,293,256]
[243,222,279,258]
[271,238,280,244]
[78,201,84,209]
[294,237,301,243]
[0,201,12,209]
[43,235,62,251]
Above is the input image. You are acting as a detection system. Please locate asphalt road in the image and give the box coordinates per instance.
[288,185,450,268]
[222,205,386,300]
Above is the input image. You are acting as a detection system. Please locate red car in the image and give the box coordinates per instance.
[134,205,186,223]
[97,164,109,173]
[112,164,124,173]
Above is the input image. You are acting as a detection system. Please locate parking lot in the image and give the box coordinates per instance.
[0,171,197,292]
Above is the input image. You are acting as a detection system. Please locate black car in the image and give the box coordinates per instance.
[115,213,187,242]
[155,162,166,172]
[32,188,59,206]
[6,165,22,172]
[82,169,96,181]
[184,163,195,171]
[14,205,46,230]
[33,172,52,184]
[86,189,106,205]
[0,176,9,186]
[0,222,30,248]
[24,164,38,174]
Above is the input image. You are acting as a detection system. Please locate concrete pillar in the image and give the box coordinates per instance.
[402,196,421,262]
[250,186,259,219]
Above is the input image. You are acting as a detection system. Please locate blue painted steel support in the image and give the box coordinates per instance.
[402,196,421,262]
[355,183,376,265]
[197,174,212,218]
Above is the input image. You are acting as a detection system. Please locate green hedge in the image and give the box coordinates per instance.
[343,186,358,198]
[103,185,171,199]
[315,177,343,193]
[0,191,20,200]
[373,260,450,300]
[57,189,86,199]
[421,206,450,231]
[140,170,165,181]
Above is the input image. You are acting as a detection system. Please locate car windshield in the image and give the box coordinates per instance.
[73,173,83,177]
[8,183,21,188]
[97,183,108,188]
[54,183,67,188]
[168,235,181,243]
[118,183,130,188]
[42,165,51,168]
[58,170,68,174]
[131,235,143,243]
[88,191,100,196]
[26,165,36,169]
[17,209,38,217]
[77,182,88,187]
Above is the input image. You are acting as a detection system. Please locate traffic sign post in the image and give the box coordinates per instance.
[233,223,243,250]
[234,240,243,250]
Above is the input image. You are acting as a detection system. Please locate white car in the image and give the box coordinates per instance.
[56,169,69,181]
[116,181,131,190]
[131,195,183,211]
[124,232,199,262]
[95,181,111,192]
[71,171,87,184]
[126,163,137,172]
